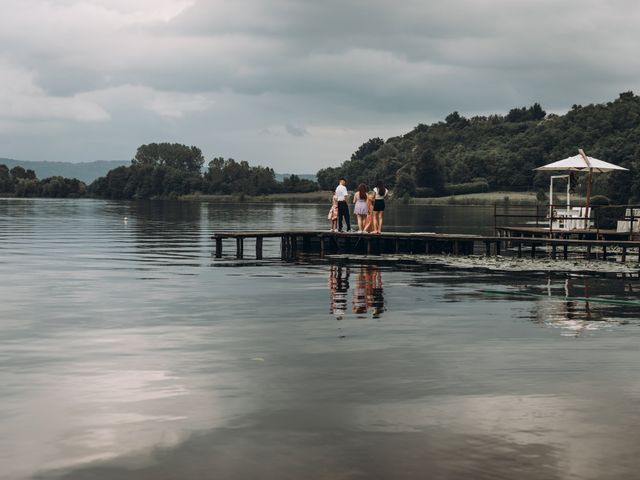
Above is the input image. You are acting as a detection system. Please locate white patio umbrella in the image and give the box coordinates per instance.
[535,149,627,220]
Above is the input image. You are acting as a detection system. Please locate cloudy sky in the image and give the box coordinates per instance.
[1,0,639,172]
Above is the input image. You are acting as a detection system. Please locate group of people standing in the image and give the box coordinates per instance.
[328,177,390,233]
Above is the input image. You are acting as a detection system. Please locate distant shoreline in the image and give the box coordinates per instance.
[1,191,575,206]
[179,191,333,204]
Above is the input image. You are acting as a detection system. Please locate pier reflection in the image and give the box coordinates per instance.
[533,276,637,336]
[329,265,385,319]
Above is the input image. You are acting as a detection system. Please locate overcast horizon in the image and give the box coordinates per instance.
[2,0,639,172]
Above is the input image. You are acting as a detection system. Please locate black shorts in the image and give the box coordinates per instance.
[373,199,385,212]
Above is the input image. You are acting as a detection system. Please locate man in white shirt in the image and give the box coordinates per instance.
[335,178,351,232]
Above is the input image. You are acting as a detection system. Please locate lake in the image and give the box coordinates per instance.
[2,198,640,480]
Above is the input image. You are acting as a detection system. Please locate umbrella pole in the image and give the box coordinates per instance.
[585,169,593,229]
[549,177,553,228]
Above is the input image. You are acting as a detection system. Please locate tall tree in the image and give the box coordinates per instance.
[132,143,204,173]
[415,148,445,194]
[10,166,27,180]
[0,165,13,192]
[351,138,384,161]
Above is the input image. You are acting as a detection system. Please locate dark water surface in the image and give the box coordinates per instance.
[2,199,640,480]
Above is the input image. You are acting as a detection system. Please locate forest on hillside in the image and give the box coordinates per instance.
[317,92,640,204]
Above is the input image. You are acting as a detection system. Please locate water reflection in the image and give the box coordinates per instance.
[329,265,385,319]
[128,200,204,268]
[7,200,640,480]
[522,275,640,336]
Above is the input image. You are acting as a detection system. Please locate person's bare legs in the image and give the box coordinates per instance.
[374,212,383,233]
[363,214,372,232]
[359,214,367,232]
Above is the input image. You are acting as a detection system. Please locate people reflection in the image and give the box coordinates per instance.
[330,265,385,319]
[352,267,368,314]
[329,265,350,320]
[369,267,385,318]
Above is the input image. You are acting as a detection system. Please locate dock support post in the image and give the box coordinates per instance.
[602,245,607,260]
[291,236,297,257]
[517,242,522,258]
[256,237,263,259]
[453,240,459,255]
[319,236,325,258]
[622,246,627,263]
[394,238,400,254]
[493,203,497,235]
[425,241,430,255]
[496,240,501,256]
[563,244,568,260]
[280,235,288,259]
[215,238,223,258]
[236,238,244,259]
[531,244,536,258]
[366,238,372,255]
[586,245,592,260]
[551,244,557,260]
[485,241,491,256]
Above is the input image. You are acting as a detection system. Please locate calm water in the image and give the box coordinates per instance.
[2,199,640,480]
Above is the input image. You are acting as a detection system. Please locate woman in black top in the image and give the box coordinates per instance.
[372,181,389,233]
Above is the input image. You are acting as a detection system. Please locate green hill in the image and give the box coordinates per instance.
[317,92,640,203]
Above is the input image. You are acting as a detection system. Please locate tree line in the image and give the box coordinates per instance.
[3,92,640,202]
[0,164,87,197]
[89,144,319,199]
[317,92,640,204]
[1,143,319,199]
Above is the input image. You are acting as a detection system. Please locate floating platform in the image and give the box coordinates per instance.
[211,230,640,263]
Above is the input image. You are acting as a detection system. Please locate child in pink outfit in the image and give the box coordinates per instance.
[327,194,338,231]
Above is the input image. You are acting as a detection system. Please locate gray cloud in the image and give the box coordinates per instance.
[1,0,640,171]
[284,123,308,137]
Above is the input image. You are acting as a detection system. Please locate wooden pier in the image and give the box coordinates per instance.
[496,226,632,241]
[211,230,640,263]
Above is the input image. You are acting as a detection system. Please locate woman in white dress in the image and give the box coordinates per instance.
[353,183,370,232]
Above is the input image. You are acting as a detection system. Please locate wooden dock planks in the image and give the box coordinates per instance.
[211,230,640,263]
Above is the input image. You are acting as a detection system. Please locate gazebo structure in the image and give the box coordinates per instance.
[534,149,627,230]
